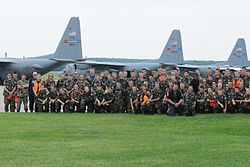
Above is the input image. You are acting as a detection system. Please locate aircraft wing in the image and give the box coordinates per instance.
[177,64,200,71]
[0,59,15,63]
[161,63,178,67]
[77,60,125,67]
[50,58,79,63]
[219,67,242,71]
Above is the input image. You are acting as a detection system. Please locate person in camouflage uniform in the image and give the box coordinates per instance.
[3,73,16,112]
[113,82,125,113]
[162,87,170,114]
[223,68,233,87]
[214,68,222,83]
[94,84,105,113]
[159,73,169,93]
[81,86,95,113]
[166,83,184,116]
[182,71,192,89]
[215,90,227,113]
[63,74,75,95]
[140,85,151,114]
[130,70,137,86]
[56,88,70,113]
[196,86,207,113]
[179,82,186,96]
[72,71,79,83]
[69,84,81,113]
[183,86,196,116]
[86,68,96,86]
[149,82,163,114]
[56,74,65,90]
[126,80,134,113]
[35,84,49,112]
[118,71,129,112]
[16,74,29,112]
[206,75,214,89]
[206,88,216,113]
[226,85,235,113]
[128,85,140,114]
[148,74,155,91]
[77,74,90,94]
[231,87,244,113]
[137,72,145,89]
[92,75,103,90]
[12,72,18,110]
[48,85,58,112]
[241,89,250,113]
[45,73,56,91]
[103,86,115,113]
[105,74,115,88]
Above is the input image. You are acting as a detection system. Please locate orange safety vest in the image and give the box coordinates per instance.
[232,79,241,88]
[209,95,216,108]
[159,75,168,81]
[140,92,151,103]
[33,80,42,93]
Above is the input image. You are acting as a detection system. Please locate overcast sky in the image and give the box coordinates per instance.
[0,0,249,61]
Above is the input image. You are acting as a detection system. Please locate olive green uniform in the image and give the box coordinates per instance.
[69,91,81,112]
[56,92,70,112]
[150,88,163,114]
[16,79,29,112]
[94,89,105,113]
[48,90,58,112]
[36,89,49,112]
[81,91,95,113]
[113,88,125,113]
[183,92,196,116]
[3,79,16,112]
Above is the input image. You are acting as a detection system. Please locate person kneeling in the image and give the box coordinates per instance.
[35,84,49,112]
[183,86,196,116]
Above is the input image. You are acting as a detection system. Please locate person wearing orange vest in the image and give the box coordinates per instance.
[232,71,242,88]
[206,88,216,113]
[33,74,43,112]
[28,72,37,112]
[140,85,151,114]
[33,74,43,96]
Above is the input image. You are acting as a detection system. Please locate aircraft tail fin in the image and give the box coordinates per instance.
[158,30,184,64]
[54,17,83,60]
[227,38,248,66]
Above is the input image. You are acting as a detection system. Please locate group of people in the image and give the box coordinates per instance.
[3,66,250,116]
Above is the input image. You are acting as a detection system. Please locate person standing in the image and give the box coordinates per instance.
[16,74,29,112]
[28,72,37,112]
[3,73,16,112]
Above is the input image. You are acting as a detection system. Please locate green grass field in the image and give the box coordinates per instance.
[0,113,250,167]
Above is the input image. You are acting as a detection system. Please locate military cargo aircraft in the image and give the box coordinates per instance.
[0,17,83,81]
[76,29,248,73]
[177,38,249,73]
[76,30,184,72]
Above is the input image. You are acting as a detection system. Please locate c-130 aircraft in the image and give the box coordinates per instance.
[76,29,248,73]
[0,17,83,81]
